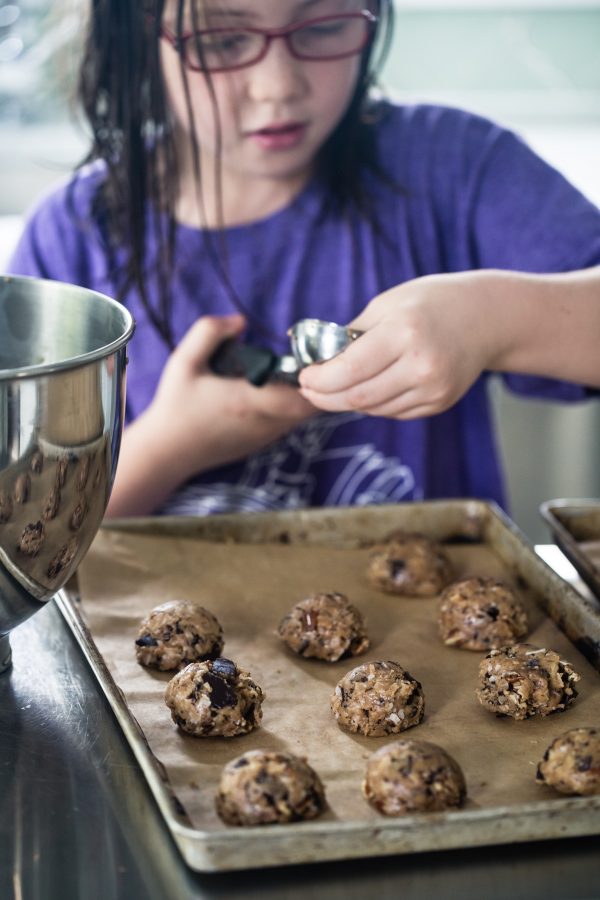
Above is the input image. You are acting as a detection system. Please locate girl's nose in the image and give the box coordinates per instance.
[246,37,308,103]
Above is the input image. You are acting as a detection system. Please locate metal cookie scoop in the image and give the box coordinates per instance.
[209,318,363,386]
[288,318,363,367]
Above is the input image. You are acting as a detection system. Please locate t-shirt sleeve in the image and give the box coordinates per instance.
[471,127,600,274]
[6,171,108,289]
[467,122,600,400]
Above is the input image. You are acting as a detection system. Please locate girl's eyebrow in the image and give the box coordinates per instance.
[202,0,335,21]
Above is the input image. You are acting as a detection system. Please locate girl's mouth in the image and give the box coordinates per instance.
[249,122,307,151]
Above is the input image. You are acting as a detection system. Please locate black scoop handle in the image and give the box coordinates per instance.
[209,339,280,387]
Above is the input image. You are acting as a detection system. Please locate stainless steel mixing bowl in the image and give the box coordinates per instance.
[0,275,134,673]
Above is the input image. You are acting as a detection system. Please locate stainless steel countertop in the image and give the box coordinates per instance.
[2,558,600,900]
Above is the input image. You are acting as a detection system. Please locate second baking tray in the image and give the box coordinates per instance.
[540,498,600,604]
[56,500,600,872]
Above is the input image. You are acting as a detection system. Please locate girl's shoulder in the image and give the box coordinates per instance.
[372,99,509,160]
[23,159,108,227]
[9,160,109,282]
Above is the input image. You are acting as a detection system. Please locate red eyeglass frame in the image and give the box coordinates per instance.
[158,10,378,73]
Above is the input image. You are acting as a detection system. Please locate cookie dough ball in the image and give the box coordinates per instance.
[363,739,467,816]
[278,591,369,662]
[367,532,453,597]
[215,750,326,826]
[476,643,581,720]
[135,599,224,671]
[536,727,600,796]
[165,658,264,737]
[438,577,528,651]
[331,660,425,736]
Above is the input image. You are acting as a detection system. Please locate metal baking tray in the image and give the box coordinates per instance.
[540,498,600,603]
[55,500,600,872]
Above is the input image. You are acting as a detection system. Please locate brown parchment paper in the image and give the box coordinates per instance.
[75,527,600,832]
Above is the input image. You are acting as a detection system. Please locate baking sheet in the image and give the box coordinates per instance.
[540,499,600,603]
[57,500,600,872]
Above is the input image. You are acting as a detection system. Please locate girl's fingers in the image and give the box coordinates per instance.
[298,328,400,393]
[176,314,247,369]
[299,383,438,420]
[299,356,415,412]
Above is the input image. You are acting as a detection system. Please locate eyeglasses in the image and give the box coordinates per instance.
[159,10,378,73]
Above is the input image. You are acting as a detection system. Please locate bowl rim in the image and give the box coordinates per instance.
[0,274,135,380]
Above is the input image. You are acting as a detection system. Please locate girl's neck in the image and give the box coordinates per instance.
[173,148,313,230]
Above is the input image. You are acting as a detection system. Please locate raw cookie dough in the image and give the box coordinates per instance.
[536,727,600,796]
[438,576,528,650]
[331,660,425,736]
[165,658,264,737]
[215,750,327,825]
[135,599,224,671]
[367,532,453,597]
[476,643,581,720]
[277,591,369,662]
[363,739,467,815]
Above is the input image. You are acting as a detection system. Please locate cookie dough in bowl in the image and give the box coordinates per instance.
[438,576,528,651]
[277,591,369,662]
[135,599,224,671]
[363,739,467,815]
[165,658,264,737]
[331,660,425,736]
[215,750,327,826]
[367,532,453,597]
[476,643,581,720]
[536,727,600,796]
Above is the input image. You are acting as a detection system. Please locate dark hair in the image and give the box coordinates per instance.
[78,0,395,347]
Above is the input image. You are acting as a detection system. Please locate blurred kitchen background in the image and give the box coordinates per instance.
[0,0,599,541]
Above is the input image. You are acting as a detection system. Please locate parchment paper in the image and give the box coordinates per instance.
[76,527,600,832]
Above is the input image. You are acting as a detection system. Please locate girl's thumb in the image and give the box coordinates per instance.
[176,314,247,368]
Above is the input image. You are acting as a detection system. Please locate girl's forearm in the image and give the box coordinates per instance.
[482,266,600,386]
[105,410,193,517]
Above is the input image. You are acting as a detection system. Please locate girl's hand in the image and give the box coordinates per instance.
[151,313,315,475]
[298,272,496,419]
[107,314,315,515]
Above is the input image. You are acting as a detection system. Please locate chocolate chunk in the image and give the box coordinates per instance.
[211,657,237,679]
[576,755,592,772]
[485,605,500,621]
[390,559,406,579]
[202,671,237,708]
[135,634,159,648]
[243,702,256,723]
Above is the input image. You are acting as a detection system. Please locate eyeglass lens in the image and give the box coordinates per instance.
[185,15,370,71]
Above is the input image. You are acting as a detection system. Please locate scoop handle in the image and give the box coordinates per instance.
[209,339,280,387]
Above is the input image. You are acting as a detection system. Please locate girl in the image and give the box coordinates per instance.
[8,0,600,518]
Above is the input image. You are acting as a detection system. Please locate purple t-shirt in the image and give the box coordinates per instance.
[8,103,600,515]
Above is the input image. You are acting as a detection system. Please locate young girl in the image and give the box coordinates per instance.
[8,0,600,519]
